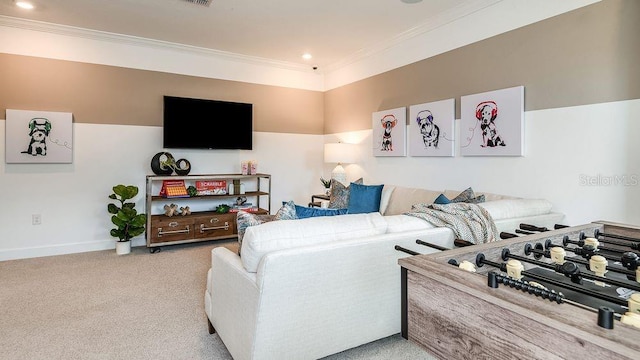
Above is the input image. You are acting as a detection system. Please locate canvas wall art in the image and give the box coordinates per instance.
[408,99,455,157]
[372,107,407,157]
[5,109,73,163]
[460,86,524,156]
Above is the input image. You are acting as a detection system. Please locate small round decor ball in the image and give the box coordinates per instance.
[174,158,191,176]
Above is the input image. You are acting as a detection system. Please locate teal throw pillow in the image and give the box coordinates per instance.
[291,203,348,219]
[347,183,383,214]
[434,193,451,204]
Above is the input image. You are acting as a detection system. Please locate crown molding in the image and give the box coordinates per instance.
[0,15,313,73]
[322,0,502,72]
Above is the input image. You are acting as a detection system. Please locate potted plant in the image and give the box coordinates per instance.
[107,184,147,255]
[320,177,331,196]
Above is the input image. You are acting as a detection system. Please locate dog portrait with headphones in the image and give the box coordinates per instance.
[380,114,397,151]
[21,117,52,156]
[475,101,505,147]
[416,110,440,148]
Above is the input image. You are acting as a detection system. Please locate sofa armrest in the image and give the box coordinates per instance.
[208,247,260,360]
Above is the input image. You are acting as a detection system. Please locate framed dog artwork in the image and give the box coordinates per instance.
[5,109,73,164]
[408,99,455,157]
[459,86,524,156]
[372,107,406,157]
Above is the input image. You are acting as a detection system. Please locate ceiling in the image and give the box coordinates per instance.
[0,0,502,70]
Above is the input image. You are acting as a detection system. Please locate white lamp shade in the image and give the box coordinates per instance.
[324,143,357,164]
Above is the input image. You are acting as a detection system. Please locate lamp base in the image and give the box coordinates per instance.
[331,164,347,185]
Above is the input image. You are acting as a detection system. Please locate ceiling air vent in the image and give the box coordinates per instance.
[183,0,212,6]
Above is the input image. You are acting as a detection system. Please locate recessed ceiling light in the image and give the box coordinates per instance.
[302,53,312,60]
[16,1,35,10]
[401,0,423,4]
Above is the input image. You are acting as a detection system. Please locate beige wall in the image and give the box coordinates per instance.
[0,53,324,134]
[324,0,640,134]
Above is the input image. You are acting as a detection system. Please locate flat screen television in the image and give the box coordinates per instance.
[163,95,253,150]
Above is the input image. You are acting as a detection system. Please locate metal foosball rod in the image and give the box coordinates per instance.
[524,242,637,279]
[501,248,640,292]
[515,229,534,235]
[545,241,622,263]
[520,223,550,232]
[394,245,420,256]
[580,231,640,250]
[415,239,450,251]
[486,271,620,328]
[475,253,629,307]
[500,232,519,239]
[594,228,640,243]
[563,235,640,256]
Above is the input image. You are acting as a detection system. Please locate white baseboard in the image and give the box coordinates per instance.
[0,238,146,261]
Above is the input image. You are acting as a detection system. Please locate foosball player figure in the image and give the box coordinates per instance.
[583,237,600,249]
[506,259,524,280]
[588,255,608,286]
[550,246,566,265]
[621,294,640,328]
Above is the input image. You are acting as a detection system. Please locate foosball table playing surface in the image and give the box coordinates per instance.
[398,221,640,359]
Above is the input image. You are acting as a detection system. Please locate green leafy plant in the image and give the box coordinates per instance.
[107,185,147,242]
[320,177,331,189]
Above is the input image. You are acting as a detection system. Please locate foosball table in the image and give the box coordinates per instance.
[398,221,640,359]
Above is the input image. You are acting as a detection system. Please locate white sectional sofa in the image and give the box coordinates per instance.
[204,186,564,360]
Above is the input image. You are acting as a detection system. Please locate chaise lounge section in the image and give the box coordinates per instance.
[204,185,564,359]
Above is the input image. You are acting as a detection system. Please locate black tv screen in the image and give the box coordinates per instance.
[163,96,253,150]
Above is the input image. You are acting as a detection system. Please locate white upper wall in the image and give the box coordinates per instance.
[0,0,599,92]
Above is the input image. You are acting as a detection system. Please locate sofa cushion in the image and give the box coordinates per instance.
[478,199,553,221]
[329,178,363,209]
[241,212,388,273]
[347,183,383,214]
[236,201,298,255]
[378,185,395,214]
[383,186,441,216]
[384,214,435,233]
[294,204,348,218]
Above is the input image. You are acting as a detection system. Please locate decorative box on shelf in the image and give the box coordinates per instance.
[196,180,227,195]
[159,180,189,198]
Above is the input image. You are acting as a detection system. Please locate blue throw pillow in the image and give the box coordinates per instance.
[290,203,348,219]
[347,183,383,214]
[434,193,451,204]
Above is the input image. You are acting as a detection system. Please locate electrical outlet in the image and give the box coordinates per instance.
[32,214,41,225]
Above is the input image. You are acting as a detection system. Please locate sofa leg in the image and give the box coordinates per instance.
[207,319,216,334]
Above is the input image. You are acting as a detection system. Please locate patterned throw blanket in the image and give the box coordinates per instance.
[405,202,498,245]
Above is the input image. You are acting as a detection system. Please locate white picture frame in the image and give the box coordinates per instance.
[408,99,455,157]
[372,107,406,157]
[460,86,524,156]
[5,109,73,164]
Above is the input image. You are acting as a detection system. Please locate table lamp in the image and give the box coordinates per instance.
[324,143,357,185]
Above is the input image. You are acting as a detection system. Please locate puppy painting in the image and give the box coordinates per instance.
[475,101,505,147]
[380,114,397,151]
[416,110,439,148]
[21,118,52,156]
[6,109,73,163]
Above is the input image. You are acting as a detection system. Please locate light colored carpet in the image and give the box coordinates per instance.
[0,241,432,360]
